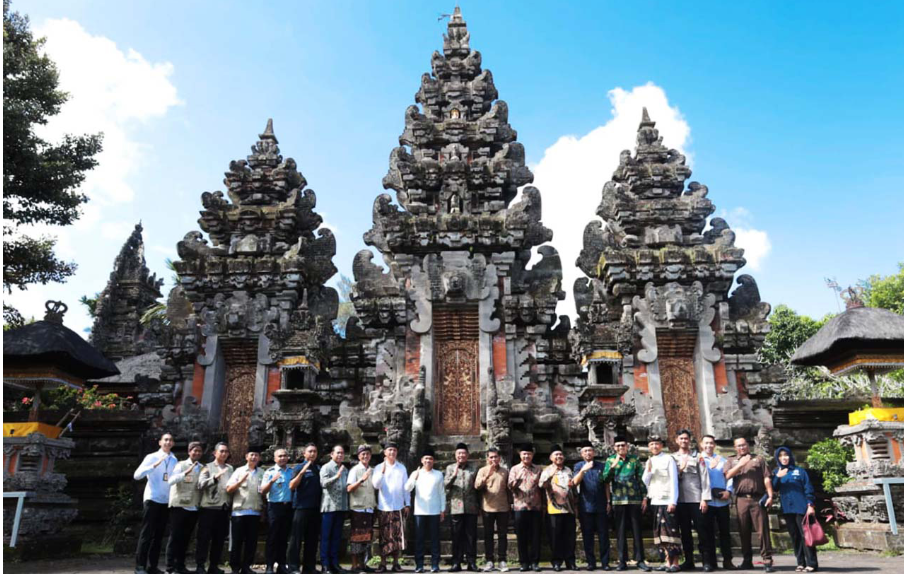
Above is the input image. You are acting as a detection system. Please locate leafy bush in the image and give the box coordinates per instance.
[806,438,854,494]
[46,385,129,411]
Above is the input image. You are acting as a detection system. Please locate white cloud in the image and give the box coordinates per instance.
[34,18,182,205]
[5,19,181,335]
[717,208,772,272]
[530,83,692,319]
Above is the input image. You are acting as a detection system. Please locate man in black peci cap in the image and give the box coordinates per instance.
[539,445,577,572]
[445,443,479,572]
[508,444,542,572]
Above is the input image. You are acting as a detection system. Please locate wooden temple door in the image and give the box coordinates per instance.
[657,332,702,449]
[220,341,258,463]
[433,306,481,436]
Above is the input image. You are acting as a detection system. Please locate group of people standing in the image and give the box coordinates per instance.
[132,431,819,574]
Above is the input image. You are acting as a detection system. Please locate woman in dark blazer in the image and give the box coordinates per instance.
[772,447,819,572]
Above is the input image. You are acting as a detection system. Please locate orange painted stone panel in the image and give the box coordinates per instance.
[266,367,281,403]
[492,332,507,380]
[405,330,421,376]
[633,362,650,395]
[191,361,205,403]
[713,360,729,394]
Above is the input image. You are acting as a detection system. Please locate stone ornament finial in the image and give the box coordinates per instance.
[841,285,866,309]
[43,300,68,324]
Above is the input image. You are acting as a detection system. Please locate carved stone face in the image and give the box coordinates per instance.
[446,272,466,297]
[377,299,393,323]
[519,299,535,322]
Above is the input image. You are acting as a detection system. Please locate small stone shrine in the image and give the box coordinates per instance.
[3,301,119,555]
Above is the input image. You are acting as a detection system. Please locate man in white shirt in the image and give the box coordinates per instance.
[643,435,680,573]
[372,442,410,573]
[405,449,446,573]
[133,432,178,574]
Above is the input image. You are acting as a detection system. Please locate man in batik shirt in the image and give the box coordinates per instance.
[602,436,651,572]
[508,444,542,572]
[445,443,479,572]
[539,445,576,572]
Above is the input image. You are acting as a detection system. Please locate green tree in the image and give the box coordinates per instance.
[805,438,854,494]
[79,292,99,318]
[3,0,102,325]
[759,304,831,367]
[861,262,904,315]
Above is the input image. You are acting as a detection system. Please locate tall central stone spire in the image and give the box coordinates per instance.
[352,7,573,461]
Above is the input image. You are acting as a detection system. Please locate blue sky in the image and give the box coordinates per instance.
[7,1,904,333]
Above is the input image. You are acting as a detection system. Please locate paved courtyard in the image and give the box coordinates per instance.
[6,554,904,574]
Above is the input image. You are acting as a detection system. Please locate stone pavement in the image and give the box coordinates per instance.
[5,554,904,574]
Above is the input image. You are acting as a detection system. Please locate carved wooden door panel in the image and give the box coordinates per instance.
[433,306,480,436]
[659,357,702,448]
[222,362,256,463]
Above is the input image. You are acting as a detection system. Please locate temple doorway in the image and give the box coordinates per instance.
[220,341,257,463]
[433,306,481,435]
[657,331,702,449]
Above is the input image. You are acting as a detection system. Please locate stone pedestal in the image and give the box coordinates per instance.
[3,431,80,555]
[831,419,904,551]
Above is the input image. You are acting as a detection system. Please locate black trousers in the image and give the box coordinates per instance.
[579,510,610,566]
[704,505,733,564]
[784,514,819,569]
[547,513,576,566]
[483,512,509,563]
[230,514,261,571]
[450,513,478,566]
[414,514,442,569]
[676,502,713,567]
[165,507,199,570]
[136,501,169,569]
[612,504,644,565]
[288,507,321,572]
[513,510,541,566]
[196,506,230,570]
[266,502,294,570]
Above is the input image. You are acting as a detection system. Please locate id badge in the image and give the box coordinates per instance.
[185,474,193,483]
[163,473,168,482]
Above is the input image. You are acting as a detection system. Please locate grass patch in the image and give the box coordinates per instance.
[81,541,115,554]
[880,549,902,557]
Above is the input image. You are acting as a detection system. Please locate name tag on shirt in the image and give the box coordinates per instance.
[163,473,168,482]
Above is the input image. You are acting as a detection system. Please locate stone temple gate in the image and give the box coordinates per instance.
[89,7,781,463]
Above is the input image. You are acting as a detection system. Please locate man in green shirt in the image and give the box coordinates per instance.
[602,436,651,572]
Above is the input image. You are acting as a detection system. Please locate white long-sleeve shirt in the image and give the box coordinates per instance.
[133,449,178,504]
[372,460,409,511]
[643,452,679,506]
[405,468,446,515]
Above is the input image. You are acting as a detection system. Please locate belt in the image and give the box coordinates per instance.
[738,493,764,499]
[269,501,292,505]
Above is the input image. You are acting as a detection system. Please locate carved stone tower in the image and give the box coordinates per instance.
[351,7,576,459]
[572,109,777,447]
[91,223,164,361]
[169,120,339,460]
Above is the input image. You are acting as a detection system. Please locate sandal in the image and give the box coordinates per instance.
[805,568,817,572]
[796,568,805,572]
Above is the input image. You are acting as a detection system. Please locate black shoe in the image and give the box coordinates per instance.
[737,563,753,571]
[721,564,735,572]
[704,567,714,573]
[637,564,651,573]
[451,567,462,573]
[468,566,478,573]
[336,568,350,574]
[266,570,276,574]
[602,568,612,573]
[763,566,774,574]
[680,565,697,572]
[533,566,542,572]
[415,569,425,573]
[393,566,404,573]
[520,568,529,573]
[552,565,562,573]
[587,566,596,572]
[566,564,577,572]
[136,569,149,574]
[615,566,627,573]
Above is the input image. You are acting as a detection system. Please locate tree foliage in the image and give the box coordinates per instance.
[805,438,854,494]
[3,0,102,324]
[861,262,904,315]
[759,304,831,367]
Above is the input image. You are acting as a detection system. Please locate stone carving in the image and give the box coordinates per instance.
[91,223,164,360]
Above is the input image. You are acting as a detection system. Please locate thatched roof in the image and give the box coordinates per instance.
[4,320,120,381]
[790,306,904,368]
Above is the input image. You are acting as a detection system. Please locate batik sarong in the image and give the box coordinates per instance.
[652,504,682,557]
[350,510,374,554]
[377,509,405,556]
